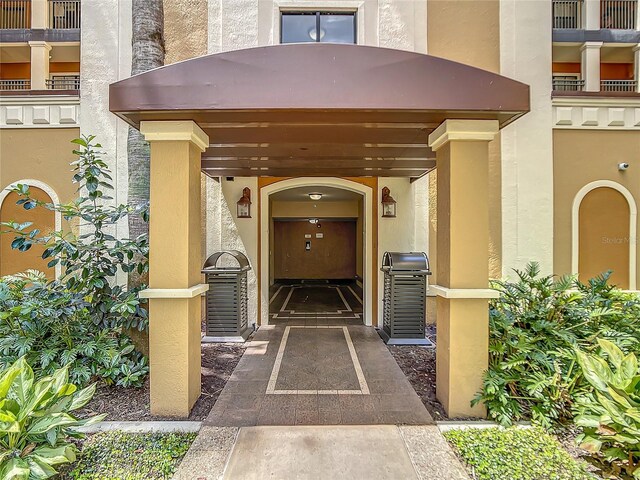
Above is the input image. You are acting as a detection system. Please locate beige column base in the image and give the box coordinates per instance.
[148,297,202,417]
[435,296,488,418]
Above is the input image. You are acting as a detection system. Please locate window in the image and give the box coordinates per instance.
[281,12,356,44]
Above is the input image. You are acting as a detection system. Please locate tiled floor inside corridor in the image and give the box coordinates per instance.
[204,324,433,427]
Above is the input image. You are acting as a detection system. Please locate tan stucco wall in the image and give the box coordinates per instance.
[426,0,502,281]
[0,188,54,277]
[579,188,630,288]
[163,0,208,64]
[554,130,640,288]
[0,128,79,278]
[0,128,79,203]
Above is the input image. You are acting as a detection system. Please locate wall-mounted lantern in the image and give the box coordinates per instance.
[381,187,397,218]
[237,187,252,218]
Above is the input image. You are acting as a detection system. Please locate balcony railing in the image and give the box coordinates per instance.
[601,0,637,28]
[0,0,31,29]
[48,0,80,29]
[601,79,638,91]
[553,77,586,91]
[46,75,79,90]
[553,0,584,28]
[0,79,31,90]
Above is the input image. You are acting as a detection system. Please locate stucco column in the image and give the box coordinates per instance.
[28,41,51,90]
[634,44,640,93]
[139,121,209,417]
[428,120,500,418]
[581,42,602,92]
[31,0,48,29]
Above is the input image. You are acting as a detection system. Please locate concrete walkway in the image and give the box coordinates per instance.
[205,325,433,426]
[173,424,469,480]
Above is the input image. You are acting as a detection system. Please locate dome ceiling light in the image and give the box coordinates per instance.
[308,193,323,201]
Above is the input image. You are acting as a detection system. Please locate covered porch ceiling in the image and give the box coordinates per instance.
[109,44,530,179]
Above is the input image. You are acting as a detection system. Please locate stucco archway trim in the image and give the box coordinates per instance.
[0,179,62,279]
[260,177,374,326]
[571,180,637,290]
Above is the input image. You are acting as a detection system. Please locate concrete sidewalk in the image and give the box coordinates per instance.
[172,424,469,480]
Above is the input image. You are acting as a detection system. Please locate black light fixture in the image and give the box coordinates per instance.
[237,187,252,218]
[381,187,397,218]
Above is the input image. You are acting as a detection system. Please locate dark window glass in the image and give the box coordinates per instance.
[281,12,356,44]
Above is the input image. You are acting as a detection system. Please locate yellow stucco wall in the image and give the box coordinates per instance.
[0,128,79,277]
[426,0,502,281]
[554,130,640,288]
[579,187,630,288]
[163,0,208,64]
[0,128,79,203]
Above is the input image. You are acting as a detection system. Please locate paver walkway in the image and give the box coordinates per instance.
[204,325,433,426]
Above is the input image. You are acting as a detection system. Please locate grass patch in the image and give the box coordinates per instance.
[444,427,594,480]
[62,431,196,480]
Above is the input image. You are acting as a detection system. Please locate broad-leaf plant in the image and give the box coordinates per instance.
[574,339,640,479]
[0,357,104,479]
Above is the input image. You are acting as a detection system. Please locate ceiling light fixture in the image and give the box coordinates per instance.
[308,27,326,41]
[308,218,318,224]
[309,193,323,200]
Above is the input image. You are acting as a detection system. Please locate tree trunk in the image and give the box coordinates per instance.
[127,0,165,352]
[128,0,165,243]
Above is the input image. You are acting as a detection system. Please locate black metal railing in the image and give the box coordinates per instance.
[46,75,80,90]
[0,0,31,28]
[553,0,584,28]
[553,77,586,91]
[601,79,637,91]
[48,0,79,29]
[601,0,637,28]
[0,79,31,90]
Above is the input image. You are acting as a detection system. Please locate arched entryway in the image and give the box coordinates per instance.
[109,43,530,418]
[260,178,375,326]
[573,180,637,289]
[0,180,61,278]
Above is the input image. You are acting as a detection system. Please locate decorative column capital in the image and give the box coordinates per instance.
[580,41,603,52]
[140,120,209,152]
[28,41,52,51]
[427,119,499,152]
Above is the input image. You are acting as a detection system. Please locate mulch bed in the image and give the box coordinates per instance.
[386,324,449,420]
[78,343,246,421]
[387,345,448,421]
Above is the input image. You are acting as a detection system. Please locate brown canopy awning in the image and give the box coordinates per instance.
[109,43,530,178]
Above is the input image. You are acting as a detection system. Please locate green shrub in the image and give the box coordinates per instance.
[444,427,594,480]
[0,357,104,480]
[64,431,196,480]
[474,263,640,429]
[2,135,149,332]
[574,339,640,479]
[0,271,148,387]
[0,136,149,387]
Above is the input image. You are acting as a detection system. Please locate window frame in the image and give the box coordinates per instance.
[280,11,357,45]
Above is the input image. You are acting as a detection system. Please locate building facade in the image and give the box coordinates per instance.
[1,0,639,417]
